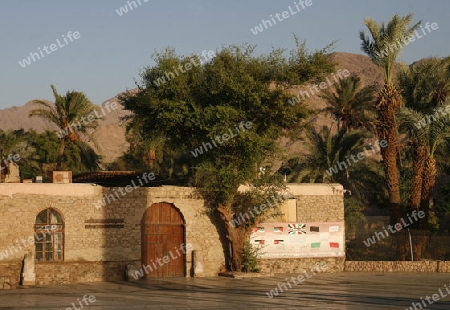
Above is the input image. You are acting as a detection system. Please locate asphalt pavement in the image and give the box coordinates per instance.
[0,272,449,309]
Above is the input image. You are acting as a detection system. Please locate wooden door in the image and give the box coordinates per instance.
[141,203,185,278]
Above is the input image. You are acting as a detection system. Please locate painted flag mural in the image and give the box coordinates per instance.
[288,223,306,235]
[310,226,320,232]
[250,222,344,258]
[329,226,339,232]
[329,242,339,248]
[311,242,321,248]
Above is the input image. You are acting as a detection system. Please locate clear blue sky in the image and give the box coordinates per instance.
[0,0,448,109]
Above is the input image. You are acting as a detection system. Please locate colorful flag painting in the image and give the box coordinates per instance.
[274,240,284,245]
[273,227,284,233]
[311,242,321,248]
[253,227,265,233]
[329,242,339,248]
[310,226,320,232]
[288,223,306,235]
[329,226,339,232]
[254,239,265,245]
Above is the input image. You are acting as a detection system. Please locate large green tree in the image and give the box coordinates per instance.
[360,14,421,231]
[30,85,102,170]
[120,43,336,270]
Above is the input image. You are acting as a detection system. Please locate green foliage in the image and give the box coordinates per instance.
[428,210,440,233]
[30,85,103,170]
[283,126,369,183]
[285,37,337,85]
[282,126,388,209]
[228,173,287,227]
[433,183,450,233]
[398,57,450,111]
[120,43,336,203]
[360,13,421,83]
[241,237,261,273]
[0,129,100,180]
[320,75,377,132]
[0,130,24,154]
[344,197,367,238]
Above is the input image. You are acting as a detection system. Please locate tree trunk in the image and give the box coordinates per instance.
[375,84,403,222]
[218,206,249,271]
[408,144,427,260]
[419,155,437,229]
[56,138,66,171]
[375,84,405,260]
[410,143,426,211]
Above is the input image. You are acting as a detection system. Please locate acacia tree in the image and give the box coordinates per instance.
[120,43,336,270]
[360,14,421,229]
[30,85,102,170]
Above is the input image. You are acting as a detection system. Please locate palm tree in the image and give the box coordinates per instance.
[399,57,450,111]
[398,107,450,259]
[29,85,102,170]
[397,58,450,259]
[282,125,387,207]
[398,58,450,222]
[320,75,376,132]
[399,108,450,216]
[360,14,421,226]
[284,126,368,183]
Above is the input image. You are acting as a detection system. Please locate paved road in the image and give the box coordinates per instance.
[1,273,449,309]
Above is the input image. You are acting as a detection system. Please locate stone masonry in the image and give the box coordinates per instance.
[0,184,225,287]
[0,183,346,287]
[258,183,346,273]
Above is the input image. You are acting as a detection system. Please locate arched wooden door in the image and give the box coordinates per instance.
[141,202,185,278]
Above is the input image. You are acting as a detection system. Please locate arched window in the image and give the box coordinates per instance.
[35,208,64,261]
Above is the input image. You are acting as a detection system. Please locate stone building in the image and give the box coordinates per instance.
[0,182,344,289]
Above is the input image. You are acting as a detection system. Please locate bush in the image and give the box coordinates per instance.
[241,238,261,273]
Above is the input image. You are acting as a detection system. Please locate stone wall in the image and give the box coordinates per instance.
[255,184,345,273]
[0,183,345,287]
[258,257,345,274]
[344,261,450,273]
[289,183,345,222]
[35,261,138,285]
[0,262,21,289]
[0,184,225,286]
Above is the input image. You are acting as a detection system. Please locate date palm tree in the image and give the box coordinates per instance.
[282,126,386,203]
[284,126,367,182]
[360,14,421,226]
[398,57,450,219]
[29,85,102,170]
[397,58,450,259]
[320,75,376,133]
[398,107,450,259]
